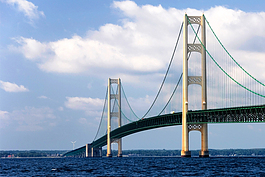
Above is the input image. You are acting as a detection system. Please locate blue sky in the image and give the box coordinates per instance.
[1,0,265,151]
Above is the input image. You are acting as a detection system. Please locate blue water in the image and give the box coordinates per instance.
[1,157,265,176]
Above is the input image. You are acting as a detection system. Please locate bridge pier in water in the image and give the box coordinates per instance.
[182,14,209,157]
[86,144,102,157]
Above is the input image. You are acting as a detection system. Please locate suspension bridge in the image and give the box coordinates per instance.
[64,14,265,157]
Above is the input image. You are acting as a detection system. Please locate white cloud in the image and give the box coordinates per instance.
[78,117,87,124]
[9,2,265,101]
[12,37,49,60]
[65,97,104,116]
[0,80,29,92]
[206,7,265,50]
[65,97,104,110]
[38,95,48,99]
[2,0,44,22]
[0,110,9,115]
[78,117,95,127]
[0,110,10,128]
[11,3,265,79]
[12,35,164,74]
[0,107,56,131]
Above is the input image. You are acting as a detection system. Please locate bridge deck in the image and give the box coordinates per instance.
[64,105,265,157]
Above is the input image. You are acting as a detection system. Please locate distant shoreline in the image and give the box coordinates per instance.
[1,156,62,159]
[1,149,265,158]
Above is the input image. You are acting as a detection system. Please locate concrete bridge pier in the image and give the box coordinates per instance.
[181,103,191,157]
[86,144,102,157]
[117,139,122,157]
[199,123,209,157]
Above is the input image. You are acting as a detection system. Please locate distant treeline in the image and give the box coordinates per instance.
[1,149,265,158]
[104,149,265,157]
[0,150,67,158]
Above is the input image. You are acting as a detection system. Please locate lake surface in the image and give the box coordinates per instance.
[1,157,265,176]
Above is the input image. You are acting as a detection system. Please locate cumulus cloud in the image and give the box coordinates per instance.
[64,95,159,123]
[206,7,265,49]
[0,107,56,131]
[2,0,44,23]
[11,3,265,75]
[78,117,95,127]
[12,35,164,74]
[0,110,10,128]
[38,95,48,99]
[65,97,104,116]
[12,37,49,60]
[9,1,265,93]
[65,97,104,110]
[0,80,29,92]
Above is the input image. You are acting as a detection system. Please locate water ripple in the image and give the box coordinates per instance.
[1,157,265,176]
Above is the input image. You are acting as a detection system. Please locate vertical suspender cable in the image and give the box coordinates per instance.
[93,87,108,142]
[159,25,200,115]
[142,22,184,118]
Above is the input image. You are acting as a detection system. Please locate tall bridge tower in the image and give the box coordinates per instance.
[107,78,122,157]
[182,14,209,157]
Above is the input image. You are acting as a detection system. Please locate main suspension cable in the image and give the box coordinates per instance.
[187,15,265,98]
[92,87,108,142]
[121,83,140,119]
[159,25,201,115]
[204,15,265,87]
[142,22,184,118]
